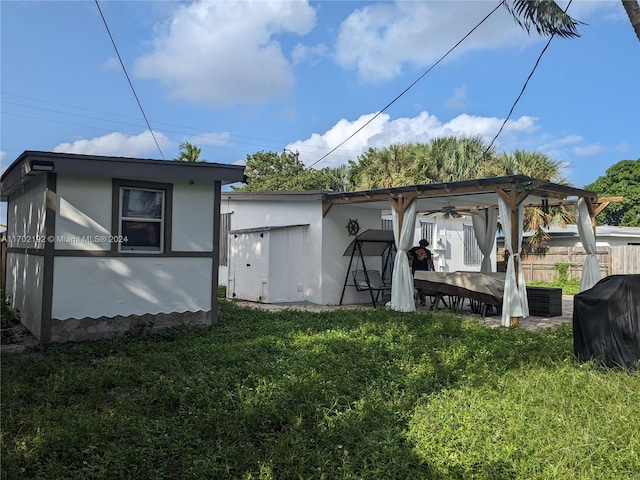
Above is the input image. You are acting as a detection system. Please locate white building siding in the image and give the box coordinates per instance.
[222,197,326,303]
[55,176,112,250]
[323,204,388,305]
[171,180,215,252]
[6,177,47,249]
[51,257,212,320]
[6,253,44,338]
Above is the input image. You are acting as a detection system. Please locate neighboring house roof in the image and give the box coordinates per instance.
[222,190,327,203]
[524,225,640,239]
[229,224,310,234]
[1,151,246,200]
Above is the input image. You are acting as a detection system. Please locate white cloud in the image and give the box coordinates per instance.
[334,1,529,84]
[134,0,316,107]
[53,131,171,158]
[102,57,120,71]
[573,143,605,156]
[292,42,327,66]
[287,111,539,168]
[445,86,468,109]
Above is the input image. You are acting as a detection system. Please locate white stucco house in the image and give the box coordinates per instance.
[219,190,498,306]
[220,177,602,328]
[0,151,245,343]
[522,224,640,248]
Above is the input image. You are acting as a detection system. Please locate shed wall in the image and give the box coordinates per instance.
[51,257,212,320]
[6,253,44,339]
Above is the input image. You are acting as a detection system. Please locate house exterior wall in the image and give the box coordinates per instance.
[171,180,215,251]
[6,253,44,338]
[5,176,47,339]
[51,257,212,319]
[322,204,388,305]
[386,213,497,273]
[222,197,326,303]
[6,176,47,249]
[46,177,217,341]
[55,176,112,250]
[221,196,387,305]
[222,198,499,306]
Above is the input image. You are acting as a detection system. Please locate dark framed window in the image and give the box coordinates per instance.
[112,179,172,254]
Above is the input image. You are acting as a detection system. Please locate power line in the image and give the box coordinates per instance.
[94,0,165,160]
[481,0,574,158]
[305,0,505,170]
[1,93,362,160]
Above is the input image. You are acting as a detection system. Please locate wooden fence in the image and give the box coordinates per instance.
[498,245,640,283]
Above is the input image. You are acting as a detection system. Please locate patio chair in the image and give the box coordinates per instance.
[352,270,391,307]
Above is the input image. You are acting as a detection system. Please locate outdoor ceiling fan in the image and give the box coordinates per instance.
[441,205,462,219]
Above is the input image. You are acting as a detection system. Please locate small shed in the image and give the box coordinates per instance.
[0,151,245,343]
[227,224,308,303]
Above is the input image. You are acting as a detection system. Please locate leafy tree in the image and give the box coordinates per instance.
[234,150,334,192]
[585,159,640,226]
[175,141,204,162]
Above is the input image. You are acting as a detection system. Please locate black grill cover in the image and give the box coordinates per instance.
[573,275,640,371]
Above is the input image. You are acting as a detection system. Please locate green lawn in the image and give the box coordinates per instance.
[2,302,639,479]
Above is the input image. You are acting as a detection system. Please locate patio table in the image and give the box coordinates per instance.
[413,271,505,314]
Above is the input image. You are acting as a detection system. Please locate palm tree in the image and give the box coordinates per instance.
[505,0,640,41]
[175,141,204,162]
[489,150,574,246]
[622,0,640,41]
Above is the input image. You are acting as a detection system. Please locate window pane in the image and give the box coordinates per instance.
[420,222,434,244]
[121,221,161,250]
[463,224,482,265]
[381,218,393,231]
[122,189,163,219]
[219,213,231,266]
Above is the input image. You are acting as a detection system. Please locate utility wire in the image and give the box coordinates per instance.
[305,0,505,170]
[481,0,574,158]
[2,92,362,160]
[94,0,165,159]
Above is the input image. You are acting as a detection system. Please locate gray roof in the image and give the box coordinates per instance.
[1,151,246,199]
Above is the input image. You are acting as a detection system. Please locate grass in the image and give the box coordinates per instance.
[2,302,639,479]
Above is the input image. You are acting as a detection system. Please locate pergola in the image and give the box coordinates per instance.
[322,175,616,326]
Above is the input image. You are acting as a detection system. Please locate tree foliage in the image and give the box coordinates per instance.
[504,0,640,43]
[175,141,204,162]
[585,159,640,226]
[503,0,584,38]
[349,136,499,190]
[234,150,334,192]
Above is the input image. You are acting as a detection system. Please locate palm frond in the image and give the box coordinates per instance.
[504,0,584,38]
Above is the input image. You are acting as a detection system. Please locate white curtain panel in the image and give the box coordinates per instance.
[388,200,417,312]
[471,207,499,272]
[577,197,601,291]
[497,198,529,326]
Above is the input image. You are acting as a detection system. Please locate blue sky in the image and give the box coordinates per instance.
[1,0,638,217]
